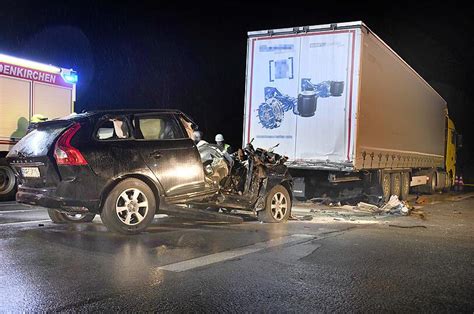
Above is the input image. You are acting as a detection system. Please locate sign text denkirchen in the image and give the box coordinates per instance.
[0,62,66,85]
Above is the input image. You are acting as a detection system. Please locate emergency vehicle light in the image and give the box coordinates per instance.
[61,71,78,84]
[0,54,61,73]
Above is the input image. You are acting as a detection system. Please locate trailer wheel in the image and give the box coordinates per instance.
[400,172,410,200]
[0,158,16,201]
[257,185,291,223]
[390,172,401,198]
[381,172,391,202]
[100,178,156,234]
[428,172,437,194]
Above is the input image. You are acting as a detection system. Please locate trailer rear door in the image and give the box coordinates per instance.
[244,29,361,164]
[295,31,358,163]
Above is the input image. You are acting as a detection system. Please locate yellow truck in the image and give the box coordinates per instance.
[0,54,77,200]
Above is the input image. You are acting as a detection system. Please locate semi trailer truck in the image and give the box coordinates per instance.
[243,21,459,202]
[0,53,77,200]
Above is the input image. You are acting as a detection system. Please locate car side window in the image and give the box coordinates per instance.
[95,117,130,140]
[133,115,184,140]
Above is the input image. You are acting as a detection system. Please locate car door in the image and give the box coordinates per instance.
[132,113,205,197]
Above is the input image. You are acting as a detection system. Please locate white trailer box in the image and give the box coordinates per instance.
[243,21,446,173]
[0,54,77,199]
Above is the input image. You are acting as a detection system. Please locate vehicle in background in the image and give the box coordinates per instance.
[243,21,461,202]
[6,110,292,234]
[0,53,77,200]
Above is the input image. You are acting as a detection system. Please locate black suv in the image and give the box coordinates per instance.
[7,110,293,234]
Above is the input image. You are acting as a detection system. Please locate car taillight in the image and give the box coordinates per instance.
[54,123,88,165]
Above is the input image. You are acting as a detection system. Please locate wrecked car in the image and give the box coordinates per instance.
[6,110,293,234]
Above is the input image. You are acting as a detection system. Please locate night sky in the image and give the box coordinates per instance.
[2,1,474,170]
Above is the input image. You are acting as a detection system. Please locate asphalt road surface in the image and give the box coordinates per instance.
[0,194,473,312]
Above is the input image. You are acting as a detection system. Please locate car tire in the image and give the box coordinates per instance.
[0,158,16,201]
[257,184,291,223]
[100,178,156,234]
[47,209,96,223]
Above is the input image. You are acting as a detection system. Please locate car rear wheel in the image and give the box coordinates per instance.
[100,179,156,234]
[257,185,291,223]
[47,209,96,223]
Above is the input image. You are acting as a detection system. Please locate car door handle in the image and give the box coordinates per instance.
[149,151,162,159]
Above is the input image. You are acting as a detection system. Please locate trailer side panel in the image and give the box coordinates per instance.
[354,31,446,170]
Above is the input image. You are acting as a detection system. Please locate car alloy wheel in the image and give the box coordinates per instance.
[271,192,288,221]
[115,188,149,226]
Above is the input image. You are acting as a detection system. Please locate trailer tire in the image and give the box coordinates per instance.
[428,172,437,194]
[390,172,401,198]
[47,209,96,223]
[257,185,291,223]
[381,172,391,202]
[0,158,16,201]
[100,178,156,234]
[400,172,410,201]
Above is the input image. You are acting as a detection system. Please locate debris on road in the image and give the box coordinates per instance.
[293,193,431,225]
[381,195,411,216]
[160,206,244,224]
[301,215,314,221]
[411,210,426,220]
[389,224,427,229]
[415,195,429,204]
[354,195,412,216]
[310,197,331,205]
[355,202,381,213]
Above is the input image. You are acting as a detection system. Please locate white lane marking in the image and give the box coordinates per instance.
[158,234,315,272]
[0,209,43,214]
[0,202,21,206]
[0,219,50,226]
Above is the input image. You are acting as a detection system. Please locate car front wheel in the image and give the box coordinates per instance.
[100,178,156,234]
[257,184,291,223]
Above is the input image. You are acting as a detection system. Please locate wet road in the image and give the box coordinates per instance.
[0,197,473,312]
